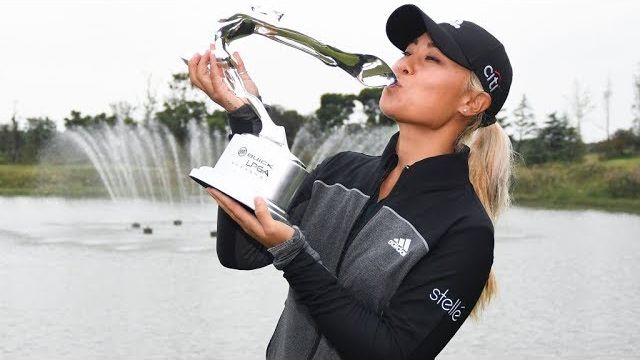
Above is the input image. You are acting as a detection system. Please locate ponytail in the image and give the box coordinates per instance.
[468,122,514,222]
[455,71,515,320]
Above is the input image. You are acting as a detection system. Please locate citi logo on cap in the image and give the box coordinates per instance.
[483,65,502,93]
[446,19,464,28]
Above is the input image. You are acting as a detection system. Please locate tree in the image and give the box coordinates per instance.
[632,64,640,136]
[0,124,9,164]
[494,107,516,145]
[156,72,227,143]
[206,109,227,135]
[22,117,57,162]
[109,101,136,126]
[495,107,510,131]
[511,94,537,153]
[64,110,116,128]
[602,129,638,158]
[537,112,585,163]
[142,73,159,124]
[156,100,213,144]
[166,72,191,105]
[315,93,358,130]
[357,88,393,126]
[570,80,594,137]
[267,105,308,148]
[9,111,21,163]
[603,76,612,141]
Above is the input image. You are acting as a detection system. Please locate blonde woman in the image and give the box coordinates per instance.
[188,4,513,359]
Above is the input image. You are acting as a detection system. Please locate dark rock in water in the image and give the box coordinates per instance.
[210,230,217,238]
[143,227,153,234]
[132,222,141,228]
[173,220,182,226]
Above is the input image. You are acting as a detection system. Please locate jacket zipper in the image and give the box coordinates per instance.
[305,162,410,360]
[335,163,409,275]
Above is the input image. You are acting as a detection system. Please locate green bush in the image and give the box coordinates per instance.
[606,168,640,198]
[570,162,607,181]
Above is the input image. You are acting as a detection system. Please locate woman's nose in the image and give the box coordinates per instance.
[395,58,413,76]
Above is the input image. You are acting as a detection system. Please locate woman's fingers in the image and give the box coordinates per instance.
[197,47,212,86]
[187,44,246,111]
[209,44,227,92]
[253,197,275,232]
[208,45,246,111]
[188,53,203,89]
[233,51,247,73]
[233,51,260,97]
[188,47,214,98]
[208,188,232,215]
[208,188,264,239]
[209,190,245,228]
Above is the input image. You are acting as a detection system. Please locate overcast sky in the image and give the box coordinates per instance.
[1,0,639,142]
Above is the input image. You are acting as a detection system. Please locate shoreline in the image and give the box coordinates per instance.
[2,160,639,215]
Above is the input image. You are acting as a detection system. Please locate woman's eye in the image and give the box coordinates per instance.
[402,51,410,56]
[425,56,440,63]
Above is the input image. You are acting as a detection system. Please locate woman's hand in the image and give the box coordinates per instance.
[208,187,295,248]
[188,43,260,112]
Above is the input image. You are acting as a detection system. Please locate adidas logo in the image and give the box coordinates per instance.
[388,238,411,256]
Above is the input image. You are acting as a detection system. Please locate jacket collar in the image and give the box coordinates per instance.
[379,131,471,188]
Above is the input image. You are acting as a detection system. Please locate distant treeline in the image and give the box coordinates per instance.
[502,93,640,165]
[2,72,640,166]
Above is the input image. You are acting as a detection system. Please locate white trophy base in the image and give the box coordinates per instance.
[189,133,307,224]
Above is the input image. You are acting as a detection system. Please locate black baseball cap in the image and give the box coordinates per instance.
[386,4,512,127]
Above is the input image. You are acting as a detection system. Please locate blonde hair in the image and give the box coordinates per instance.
[454,71,514,320]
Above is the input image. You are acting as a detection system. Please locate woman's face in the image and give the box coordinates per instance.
[380,32,471,129]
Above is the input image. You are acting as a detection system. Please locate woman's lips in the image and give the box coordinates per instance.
[388,80,401,88]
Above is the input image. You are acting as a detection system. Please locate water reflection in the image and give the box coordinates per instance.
[0,198,638,359]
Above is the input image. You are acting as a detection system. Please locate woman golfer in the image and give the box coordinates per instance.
[188,4,513,359]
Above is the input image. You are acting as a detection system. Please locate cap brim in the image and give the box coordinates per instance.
[386,4,470,68]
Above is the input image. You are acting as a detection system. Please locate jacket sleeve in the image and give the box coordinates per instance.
[215,103,268,269]
[266,224,494,360]
[216,104,339,270]
[224,102,263,141]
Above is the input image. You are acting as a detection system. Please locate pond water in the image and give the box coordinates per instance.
[0,197,638,359]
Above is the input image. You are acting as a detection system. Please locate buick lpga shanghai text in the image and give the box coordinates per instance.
[238,147,273,176]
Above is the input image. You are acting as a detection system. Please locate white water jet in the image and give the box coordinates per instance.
[59,117,396,202]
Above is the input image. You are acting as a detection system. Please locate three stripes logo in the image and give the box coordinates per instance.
[388,238,412,256]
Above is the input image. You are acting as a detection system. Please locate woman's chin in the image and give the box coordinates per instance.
[379,101,399,121]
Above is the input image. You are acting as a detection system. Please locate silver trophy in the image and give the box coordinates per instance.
[186,9,396,223]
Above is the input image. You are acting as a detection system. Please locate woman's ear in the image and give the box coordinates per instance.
[458,91,492,117]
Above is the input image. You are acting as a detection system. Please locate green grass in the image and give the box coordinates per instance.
[0,164,108,197]
[3,157,640,215]
[512,155,640,214]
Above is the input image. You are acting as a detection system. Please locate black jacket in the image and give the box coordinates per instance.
[216,104,494,359]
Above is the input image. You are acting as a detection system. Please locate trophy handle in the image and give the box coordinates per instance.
[212,18,290,149]
[182,12,395,149]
